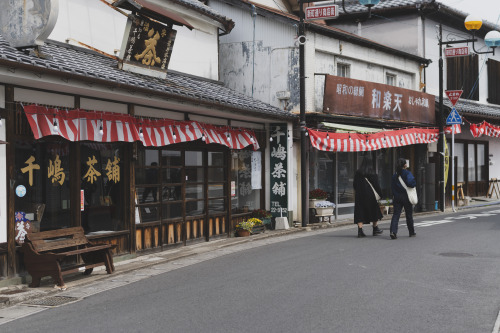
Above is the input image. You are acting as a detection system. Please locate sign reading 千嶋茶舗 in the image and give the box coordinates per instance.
[323,76,435,125]
[119,16,177,78]
[270,123,288,218]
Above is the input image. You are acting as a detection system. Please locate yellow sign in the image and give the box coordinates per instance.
[105,156,120,183]
[48,154,65,185]
[21,156,40,186]
[83,155,101,184]
[444,137,450,188]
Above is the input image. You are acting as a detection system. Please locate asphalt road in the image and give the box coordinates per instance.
[3,206,500,333]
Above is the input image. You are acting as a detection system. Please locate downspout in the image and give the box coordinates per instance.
[251,4,257,98]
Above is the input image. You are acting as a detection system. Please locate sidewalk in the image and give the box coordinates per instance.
[1,198,499,311]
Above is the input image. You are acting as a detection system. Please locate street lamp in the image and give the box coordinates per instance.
[299,0,380,227]
[438,17,499,212]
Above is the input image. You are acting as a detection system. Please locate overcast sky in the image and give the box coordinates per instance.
[438,0,500,25]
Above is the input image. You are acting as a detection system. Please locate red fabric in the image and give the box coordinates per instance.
[470,121,500,138]
[307,127,439,152]
[23,105,259,150]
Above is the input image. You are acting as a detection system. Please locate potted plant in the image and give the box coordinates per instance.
[311,200,335,216]
[309,188,328,207]
[248,217,265,234]
[379,198,393,215]
[251,209,272,227]
[235,220,253,237]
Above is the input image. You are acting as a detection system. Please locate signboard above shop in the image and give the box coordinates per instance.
[445,47,470,58]
[118,17,177,79]
[323,75,435,125]
[305,4,338,20]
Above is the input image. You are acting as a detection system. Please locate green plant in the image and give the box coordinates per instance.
[381,198,392,206]
[251,209,272,219]
[309,188,328,199]
[235,218,263,233]
[235,220,255,232]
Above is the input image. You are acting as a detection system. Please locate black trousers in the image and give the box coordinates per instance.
[390,199,415,235]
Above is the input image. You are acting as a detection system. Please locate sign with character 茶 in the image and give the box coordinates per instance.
[120,16,177,75]
[269,123,288,218]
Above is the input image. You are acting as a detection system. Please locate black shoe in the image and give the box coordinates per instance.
[373,226,383,236]
[409,233,416,237]
[390,232,397,239]
[358,228,366,238]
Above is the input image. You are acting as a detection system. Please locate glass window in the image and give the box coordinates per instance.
[81,143,125,233]
[208,167,225,182]
[231,150,261,213]
[208,152,224,166]
[338,152,355,206]
[162,203,182,219]
[14,140,71,232]
[186,167,204,183]
[386,74,396,86]
[337,63,350,78]
[161,150,182,167]
[468,143,476,181]
[186,200,204,216]
[186,151,202,166]
[309,149,333,199]
[375,149,393,200]
[477,144,486,181]
[455,143,464,182]
[186,184,204,200]
[162,168,182,184]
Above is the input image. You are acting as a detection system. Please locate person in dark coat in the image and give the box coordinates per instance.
[390,158,417,239]
[353,155,383,238]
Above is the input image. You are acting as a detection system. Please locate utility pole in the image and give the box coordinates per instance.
[299,1,308,227]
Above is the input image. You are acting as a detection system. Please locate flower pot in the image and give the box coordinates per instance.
[237,230,250,237]
[251,225,265,234]
[315,207,333,215]
[309,198,326,208]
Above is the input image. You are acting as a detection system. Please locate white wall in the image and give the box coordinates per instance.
[49,0,220,80]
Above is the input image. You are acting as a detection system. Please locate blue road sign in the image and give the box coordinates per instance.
[446,107,462,125]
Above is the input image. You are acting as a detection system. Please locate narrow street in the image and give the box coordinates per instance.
[2,206,500,333]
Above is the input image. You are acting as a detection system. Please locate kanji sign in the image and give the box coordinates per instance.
[444,47,469,58]
[270,123,288,218]
[446,107,462,125]
[305,5,338,20]
[445,90,463,106]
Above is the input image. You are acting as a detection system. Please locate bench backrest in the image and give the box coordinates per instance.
[26,227,89,252]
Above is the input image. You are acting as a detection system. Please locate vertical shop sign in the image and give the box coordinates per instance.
[251,151,262,190]
[270,123,288,217]
[81,190,84,211]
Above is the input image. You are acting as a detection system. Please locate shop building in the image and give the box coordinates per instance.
[211,0,433,220]
[0,0,296,284]
[332,0,500,206]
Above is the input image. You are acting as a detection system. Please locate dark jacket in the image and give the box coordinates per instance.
[391,169,416,203]
[353,170,383,223]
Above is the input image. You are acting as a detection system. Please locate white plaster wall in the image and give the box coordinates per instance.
[14,88,74,107]
[334,14,420,56]
[0,125,5,243]
[49,0,220,80]
[489,139,500,179]
[80,98,127,114]
[135,106,184,120]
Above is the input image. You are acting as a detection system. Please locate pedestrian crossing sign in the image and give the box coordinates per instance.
[446,107,462,125]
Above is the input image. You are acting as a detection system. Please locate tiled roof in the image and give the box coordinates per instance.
[170,0,235,32]
[0,36,295,120]
[340,0,499,31]
[439,97,500,120]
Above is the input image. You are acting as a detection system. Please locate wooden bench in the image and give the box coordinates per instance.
[22,227,116,288]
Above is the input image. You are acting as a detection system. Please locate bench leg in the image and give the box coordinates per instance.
[104,250,115,274]
[29,275,42,288]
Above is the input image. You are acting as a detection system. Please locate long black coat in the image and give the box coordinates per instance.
[353,170,383,224]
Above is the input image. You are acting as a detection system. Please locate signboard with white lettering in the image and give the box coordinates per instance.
[445,47,470,58]
[305,5,338,20]
[270,123,288,218]
[445,90,463,106]
[323,75,435,124]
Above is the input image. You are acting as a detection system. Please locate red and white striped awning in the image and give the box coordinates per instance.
[24,105,260,150]
[307,127,439,152]
[444,124,461,134]
[470,121,500,138]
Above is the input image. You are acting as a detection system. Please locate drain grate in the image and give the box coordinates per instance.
[439,252,474,258]
[23,296,79,307]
